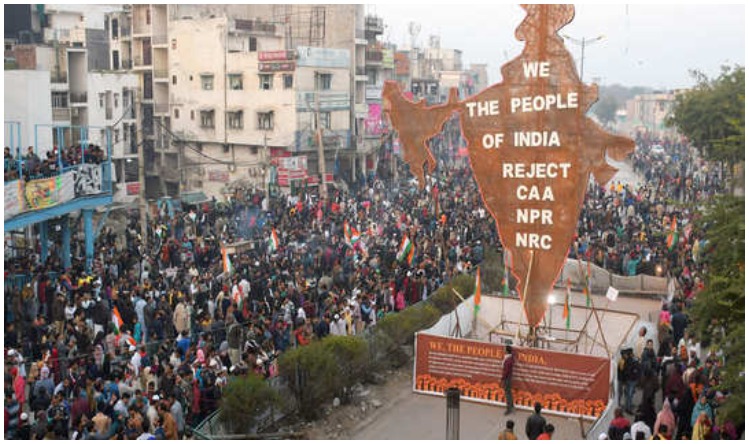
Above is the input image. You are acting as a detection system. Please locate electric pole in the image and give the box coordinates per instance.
[562,34,605,83]
[315,81,328,199]
[136,88,148,249]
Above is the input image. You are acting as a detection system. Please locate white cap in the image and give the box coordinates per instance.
[598,432,608,440]
[20,412,28,421]
[129,345,137,352]
[152,395,160,401]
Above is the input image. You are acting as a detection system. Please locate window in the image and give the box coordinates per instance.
[227,111,243,129]
[201,74,214,90]
[51,91,68,108]
[99,93,105,108]
[114,93,119,108]
[172,75,177,85]
[111,18,119,39]
[190,110,195,120]
[283,74,294,89]
[174,108,179,119]
[257,111,274,130]
[249,37,257,52]
[200,110,215,128]
[259,74,273,90]
[228,74,243,90]
[123,123,129,141]
[114,129,120,143]
[112,50,120,70]
[145,8,151,25]
[315,72,332,91]
[314,111,331,130]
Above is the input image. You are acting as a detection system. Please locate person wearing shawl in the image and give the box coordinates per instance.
[690,394,713,427]
[653,398,676,438]
[691,412,712,440]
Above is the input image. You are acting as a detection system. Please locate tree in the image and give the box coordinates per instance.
[668,66,745,187]
[219,374,281,435]
[688,195,744,424]
[592,94,619,127]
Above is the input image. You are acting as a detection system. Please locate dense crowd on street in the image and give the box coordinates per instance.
[3,131,738,439]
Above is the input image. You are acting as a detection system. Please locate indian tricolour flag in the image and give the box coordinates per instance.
[396,234,414,265]
[269,228,280,252]
[344,221,361,247]
[221,245,234,275]
[474,267,482,314]
[666,216,678,251]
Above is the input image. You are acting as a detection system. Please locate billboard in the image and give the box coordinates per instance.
[297,46,350,69]
[414,333,610,418]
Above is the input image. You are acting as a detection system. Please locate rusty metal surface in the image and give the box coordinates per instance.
[382,4,634,327]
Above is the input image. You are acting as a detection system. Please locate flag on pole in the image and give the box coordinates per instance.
[580,259,592,307]
[221,245,234,275]
[269,228,280,252]
[502,250,511,296]
[474,267,482,314]
[397,234,414,264]
[563,278,571,329]
[666,216,678,251]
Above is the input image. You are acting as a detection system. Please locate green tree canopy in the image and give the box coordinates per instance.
[689,195,745,424]
[668,65,745,169]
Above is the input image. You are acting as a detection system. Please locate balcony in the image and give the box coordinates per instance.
[70,92,88,104]
[120,59,133,70]
[133,55,152,68]
[154,69,169,80]
[365,48,383,64]
[155,102,169,115]
[152,34,168,46]
[233,19,278,35]
[52,108,71,122]
[50,73,68,84]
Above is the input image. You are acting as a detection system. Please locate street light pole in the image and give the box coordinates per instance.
[562,34,605,83]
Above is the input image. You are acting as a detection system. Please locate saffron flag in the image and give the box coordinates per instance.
[474,267,482,314]
[221,245,234,275]
[579,259,592,307]
[112,306,124,330]
[563,278,571,329]
[666,216,678,251]
[397,234,414,264]
[269,228,280,252]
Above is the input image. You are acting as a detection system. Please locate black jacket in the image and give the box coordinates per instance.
[525,413,546,440]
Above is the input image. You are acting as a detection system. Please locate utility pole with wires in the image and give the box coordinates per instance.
[314,76,328,199]
[562,34,605,83]
[135,89,148,249]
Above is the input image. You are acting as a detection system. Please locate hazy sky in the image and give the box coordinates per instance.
[371,3,745,89]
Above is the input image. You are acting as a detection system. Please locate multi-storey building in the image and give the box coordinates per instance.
[5,4,139,203]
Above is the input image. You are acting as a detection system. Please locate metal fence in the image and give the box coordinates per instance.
[555,259,668,296]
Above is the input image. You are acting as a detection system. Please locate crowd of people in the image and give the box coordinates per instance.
[601,135,739,440]
[3,131,736,439]
[4,144,107,182]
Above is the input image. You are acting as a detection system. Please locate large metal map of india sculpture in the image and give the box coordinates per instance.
[383,4,634,328]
